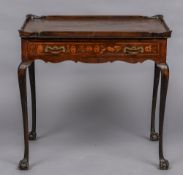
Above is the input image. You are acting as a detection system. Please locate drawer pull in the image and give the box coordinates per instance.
[124,46,144,55]
[44,45,66,55]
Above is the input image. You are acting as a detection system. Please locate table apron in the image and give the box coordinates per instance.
[21,39,167,64]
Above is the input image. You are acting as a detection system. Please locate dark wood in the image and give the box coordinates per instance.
[21,39,167,64]
[150,63,160,141]
[18,14,171,170]
[18,61,33,170]
[19,14,171,38]
[158,63,169,170]
[28,61,37,140]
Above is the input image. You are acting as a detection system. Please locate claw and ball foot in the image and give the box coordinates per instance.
[18,61,33,171]
[29,131,37,140]
[19,158,29,170]
[158,63,169,170]
[150,64,160,141]
[150,132,159,141]
[159,159,169,170]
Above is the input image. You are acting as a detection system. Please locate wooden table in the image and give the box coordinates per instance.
[18,14,171,170]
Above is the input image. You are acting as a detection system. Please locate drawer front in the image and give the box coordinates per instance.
[24,40,166,63]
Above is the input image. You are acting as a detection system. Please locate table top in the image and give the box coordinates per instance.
[19,14,171,39]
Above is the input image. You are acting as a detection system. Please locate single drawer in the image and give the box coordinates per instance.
[23,40,165,63]
[28,42,159,55]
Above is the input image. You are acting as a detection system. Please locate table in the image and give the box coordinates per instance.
[18,14,171,170]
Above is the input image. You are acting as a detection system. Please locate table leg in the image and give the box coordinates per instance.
[157,63,169,170]
[150,63,160,141]
[18,61,32,170]
[28,61,37,140]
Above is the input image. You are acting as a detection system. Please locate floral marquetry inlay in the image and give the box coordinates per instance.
[25,41,162,64]
[34,43,159,56]
[72,44,123,54]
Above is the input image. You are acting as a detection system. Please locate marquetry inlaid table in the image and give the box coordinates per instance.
[18,14,171,170]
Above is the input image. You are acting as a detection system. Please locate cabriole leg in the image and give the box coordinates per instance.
[28,61,37,140]
[18,61,32,170]
[150,63,160,141]
[157,63,169,170]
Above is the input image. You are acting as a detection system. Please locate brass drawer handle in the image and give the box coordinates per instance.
[124,46,144,55]
[44,45,66,55]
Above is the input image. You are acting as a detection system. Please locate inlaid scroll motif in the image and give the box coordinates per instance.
[145,45,152,52]
[70,45,77,54]
[29,42,159,57]
[70,44,122,54]
[100,45,122,54]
